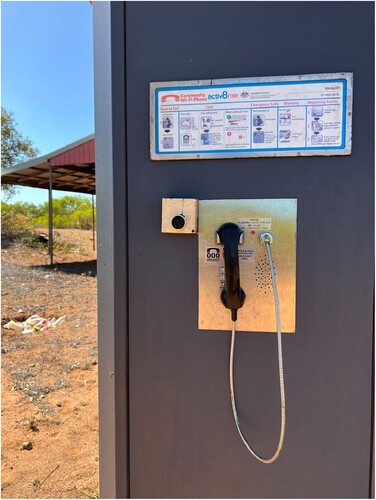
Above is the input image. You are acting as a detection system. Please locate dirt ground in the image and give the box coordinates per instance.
[1,229,99,499]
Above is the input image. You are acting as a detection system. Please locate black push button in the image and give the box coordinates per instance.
[171,215,186,230]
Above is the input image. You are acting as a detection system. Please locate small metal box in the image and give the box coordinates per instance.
[161,198,198,234]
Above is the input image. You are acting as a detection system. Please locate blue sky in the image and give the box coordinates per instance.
[1,1,94,204]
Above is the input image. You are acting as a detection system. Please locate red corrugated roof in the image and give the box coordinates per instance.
[49,138,95,166]
[1,134,96,194]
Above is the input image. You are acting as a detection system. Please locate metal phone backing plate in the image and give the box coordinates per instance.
[198,199,297,333]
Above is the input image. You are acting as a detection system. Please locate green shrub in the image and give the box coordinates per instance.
[2,195,96,232]
[1,202,34,241]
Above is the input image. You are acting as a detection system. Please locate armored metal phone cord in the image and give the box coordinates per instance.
[229,241,286,464]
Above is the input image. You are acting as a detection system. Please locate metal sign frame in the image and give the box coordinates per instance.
[150,72,353,161]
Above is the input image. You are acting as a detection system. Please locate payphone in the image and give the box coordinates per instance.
[162,198,297,463]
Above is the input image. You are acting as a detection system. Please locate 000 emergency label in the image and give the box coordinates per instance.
[150,73,352,160]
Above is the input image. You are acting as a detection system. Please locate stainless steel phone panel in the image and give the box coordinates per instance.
[198,199,297,333]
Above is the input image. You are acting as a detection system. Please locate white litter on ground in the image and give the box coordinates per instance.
[3,315,66,334]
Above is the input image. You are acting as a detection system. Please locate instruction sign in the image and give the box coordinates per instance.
[150,73,352,160]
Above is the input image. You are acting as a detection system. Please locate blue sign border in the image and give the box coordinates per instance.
[155,79,347,156]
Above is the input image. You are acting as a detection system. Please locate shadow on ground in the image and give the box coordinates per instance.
[31,259,97,276]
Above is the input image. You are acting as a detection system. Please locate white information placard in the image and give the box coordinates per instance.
[150,73,352,160]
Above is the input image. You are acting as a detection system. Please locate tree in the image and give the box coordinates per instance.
[1,107,40,200]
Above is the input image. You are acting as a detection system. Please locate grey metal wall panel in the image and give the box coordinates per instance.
[94,2,128,498]
[119,2,373,498]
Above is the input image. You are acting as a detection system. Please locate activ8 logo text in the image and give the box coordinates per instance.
[208,91,238,100]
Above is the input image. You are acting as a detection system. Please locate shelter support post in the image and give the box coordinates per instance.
[92,194,96,251]
[48,165,54,267]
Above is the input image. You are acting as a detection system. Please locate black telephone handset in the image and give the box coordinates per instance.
[216,222,246,321]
